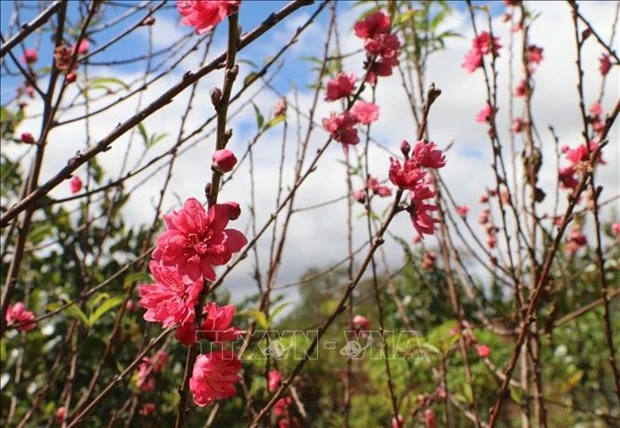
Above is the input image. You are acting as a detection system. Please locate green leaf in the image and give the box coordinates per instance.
[123,272,152,290]
[264,114,285,131]
[463,384,473,403]
[89,76,129,90]
[245,308,269,329]
[252,103,264,130]
[87,292,111,312]
[148,133,168,148]
[65,304,91,328]
[89,296,123,325]
[137,123,148,147]
[270,302,291,321]
[420,342,441,355]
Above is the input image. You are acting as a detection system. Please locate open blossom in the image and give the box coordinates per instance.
[325,72,356,101]
[354,11,391,39]
[70,176,82,194]
[476,103,493,123]
[473,31,501,56]
[462,48,482,73]
[190,350,242,407]
[526,45,544,72]
[599,54,611,76]
[177,0,240,34]
[367,177,391,197]
[322,111,359,148]
[200,302,244,342]
[5,302,36,332]
[268,369,282,392]
[55,407,66,425]
[389,158,424,190]
[408,196,439,237]
[152,198,247,282]
[22,48,38,64]
[212,149,237,173]
[456,205,470,217]
[352,315,370,331]
[565,141,606,167]
[558,166,578,190]
[273,97,287,117]
[351,101,379,124]
[274,396,292,417]
[589,102,602,116]
[476,344,491,358]
[413,141,446,169]
[364,33,400,58]
[514,79,527,97]
[54,45,77,72]
[138,261,203,328]
[139,402,156,416]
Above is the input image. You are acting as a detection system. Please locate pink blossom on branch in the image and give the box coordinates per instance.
[199,302,244,342]
[177,0,240,34]
[70,176,82,194]
[462,48,482,73]
[599,54,612,76]
[325,72,356,101]
[354,11,391,39]
[456,205,470,217]
[351,100,379,124]
[268,369,282,392]
[412,140,446,169]
[189,350,242,407]
[352,315,370,331]
[322,111,360,148]
[473,31,501,56]
[212,149,237,173]
[476,344,491,358]
[138,261,203,328]
[151,198,247,282]
[5,302,36,332]
[388,157,424,190]
[476,103,493,123]
[21,48,38,64]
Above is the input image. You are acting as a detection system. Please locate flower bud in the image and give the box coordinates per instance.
[21,132,35,144]
[210,87,223,107]
[212,149,237,173]
[66,72,77,83]
[224,201,241,220]
[400,140,411,158]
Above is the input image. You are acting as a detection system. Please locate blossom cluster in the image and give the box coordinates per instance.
[557,140,606,192]
[177,0,240,34]
[388,140,446,238]
[137,197,247,407]
[322,10,399,153]
[478,189,500,250]
[462,31,501,73]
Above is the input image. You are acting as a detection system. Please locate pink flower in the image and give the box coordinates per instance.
[70,176,82,194]
[352,189,366,204]
[55,407,66,425]
[175,321,197,346]
[526,45,544,72]
[21,132,35,144]
[611,223,620,240]
[139,402,156,416]
[354,11,391,39]
[322,112,360,147]
[273,97,287,117]
[73,39,89,55]
[136,361,156,391]
[388,158,424,190]
[189,350,242,407]
[409,200,439,237]
[599,54,612,76]
[199,302,244,342]
[473,32,501,56]
[325,72,356,101]
[6,302,36,332]
[514,79,527,97]
[138,261,203,328]
[565,141,606,166]
[274,396,292,417]
[424,409,436,428]
[436,387,447,399]
[462,48,483,73]
[366,55,400,84]
[476,344,491,358]
[177,0,240,34]
[223,201,241,220]
[392,414,404,428]
[476,104,493,123]
[352,315,370,331]
[351,101,379,124]
[212,149,237,173]
[66,72,77,84]
[151,350,169,372]
[400,140,411,157]
[511,117,524,133]
[413,140,446,169]
[152,198,248,282]
[479,209,490,225]
[456,205,470,217]
[21,48,38,64]
[364,33,400,58]
[375,186,392,197]
[268,369,282,392]
[558,166,578,190]
[367,177,381,193]
[589,102,602,116]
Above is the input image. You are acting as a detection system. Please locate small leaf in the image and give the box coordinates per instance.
[252,103,264,130]
[245,308,269,329]
[89,77,129,90]
[89,296,123,325]
[263,114,285,131]
[270,302,291,321]
[148,133,168,148]
[65,304,91,327]
[137,123,148,147]
[123,272,152,290]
